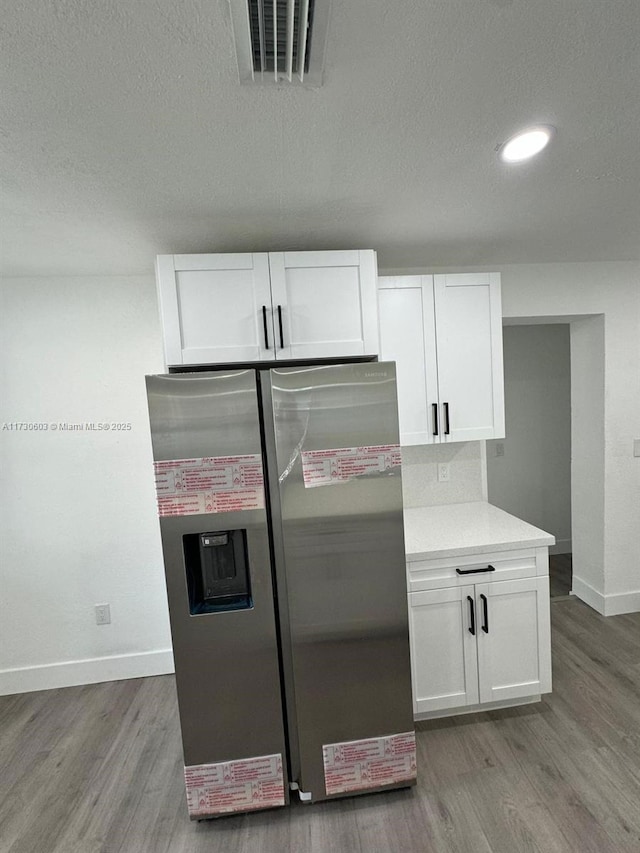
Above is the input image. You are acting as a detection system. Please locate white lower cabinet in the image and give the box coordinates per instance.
[475,576,551,704]
[409,585,480,714]
[408,549,552,718]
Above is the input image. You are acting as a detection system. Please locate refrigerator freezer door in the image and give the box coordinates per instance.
[146,370,289,817]
[265,362,415,801]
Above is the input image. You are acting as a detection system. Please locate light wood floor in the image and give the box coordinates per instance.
[2,598,640,852]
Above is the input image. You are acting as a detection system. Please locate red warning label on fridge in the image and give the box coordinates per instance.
[323,731,416,796]
[301,445,401,488]
[184,753,285,817]
[153,455,265,517]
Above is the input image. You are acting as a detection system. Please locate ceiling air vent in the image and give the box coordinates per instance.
[229,0,331,86]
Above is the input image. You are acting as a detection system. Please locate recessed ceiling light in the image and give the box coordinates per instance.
[498,125,555,163]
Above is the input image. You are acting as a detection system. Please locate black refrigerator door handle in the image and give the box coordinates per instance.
[467,596,476,636]
[480,594,489,633]
[277,305,284,349]
[444,402,450,435]
[432,403,439,436]
[262,305,270,350]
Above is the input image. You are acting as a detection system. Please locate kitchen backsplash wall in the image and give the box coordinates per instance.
[401,442,485,507]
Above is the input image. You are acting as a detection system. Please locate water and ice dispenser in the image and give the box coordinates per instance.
[183,529,252,614]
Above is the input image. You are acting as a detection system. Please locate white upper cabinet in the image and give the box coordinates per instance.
[377,277,438,445]
[156,254,272,365]
[156,250,379,366]
[433,273,505,442]
[378,272,505,444]
[268,251,379,360]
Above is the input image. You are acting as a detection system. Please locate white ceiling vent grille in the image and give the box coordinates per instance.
[229,0,330,86]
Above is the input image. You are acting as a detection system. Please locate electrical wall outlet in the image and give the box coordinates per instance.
[95,604,111,625]
[634,439,640,458]
[437,463,450,483]
[495,442,505,457]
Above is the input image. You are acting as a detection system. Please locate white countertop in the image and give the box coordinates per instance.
[404,501,555,561]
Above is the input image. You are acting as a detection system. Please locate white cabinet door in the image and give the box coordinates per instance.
[434,273,504,442]
[269,250,379,359]
[156,254,273,365]
[378,277,438,445]
[475,576,552,704]
[377,272,504,445]
[409,586,479,715]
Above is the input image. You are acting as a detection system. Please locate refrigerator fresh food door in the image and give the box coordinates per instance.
[146,370,288,818]
[264,361,416,802]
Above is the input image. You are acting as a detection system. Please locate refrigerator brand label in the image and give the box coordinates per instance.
[323,731,416,796]
[153,455,265,517]
[301,444,401,488]
[184,753,285,817]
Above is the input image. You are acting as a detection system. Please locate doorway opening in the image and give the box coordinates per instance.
[486,323,572,599]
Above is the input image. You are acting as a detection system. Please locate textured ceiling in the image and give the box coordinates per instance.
[2,0,639,276]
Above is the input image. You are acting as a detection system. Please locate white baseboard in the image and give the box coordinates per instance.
[603,590,640,616]
[570,577,640,616]
[549,538,572,555]
[0,648,175,697]
[571,576,606,614]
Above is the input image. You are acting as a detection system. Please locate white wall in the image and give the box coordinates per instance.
[0,276,172,694]
[570,315,605,609]
[486,325,572,554]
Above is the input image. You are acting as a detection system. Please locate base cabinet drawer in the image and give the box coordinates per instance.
[407,546,549,593]
[409,575,552,717]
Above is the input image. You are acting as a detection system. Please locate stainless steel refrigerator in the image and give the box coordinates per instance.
[146,361,415,818]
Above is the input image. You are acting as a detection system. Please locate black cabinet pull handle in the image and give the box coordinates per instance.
[262,305,270,350]
[444,402,450,435]
[277,305,284,349]
[432,403,439,436]
[456,565,496,575]
[467,596,476,635]
[480,594,489,633]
